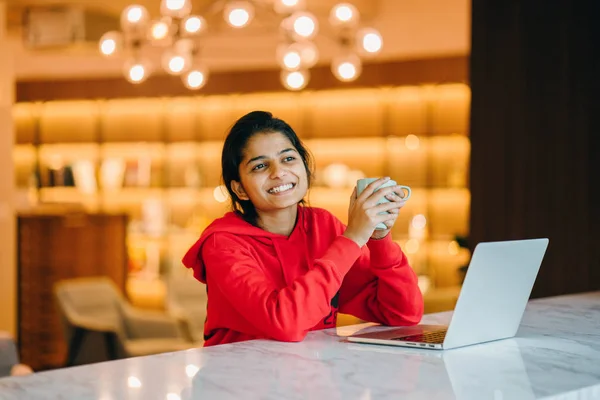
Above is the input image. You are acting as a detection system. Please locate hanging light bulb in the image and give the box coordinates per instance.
[276,43,301,71]
[281,69,309,91]
[169,56,186,73]
[331,53,362,82]
[283,51,302,70]
[182,66,209,90]
[99,31,122,56]
[123,59,151,84]
[120,5,149,32]
[224,1,254,28]
[329,3,359,27]
[148,18,173,45]
[161,50,191,75]
[273,0,305,14]
[277,41,319,71]
[181,15,206,36]
[282,11,318,40]
[356,27,383,55]
[151,20,169,40]
[160,0,192,18]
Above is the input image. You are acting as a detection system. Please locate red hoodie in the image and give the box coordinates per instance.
[182,205,424,346]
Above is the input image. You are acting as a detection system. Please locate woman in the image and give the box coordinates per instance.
[182,111,424,346]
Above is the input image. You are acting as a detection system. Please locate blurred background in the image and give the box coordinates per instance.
[0,0,597,375]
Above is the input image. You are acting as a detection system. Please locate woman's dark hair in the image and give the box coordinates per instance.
[221,110,313,224]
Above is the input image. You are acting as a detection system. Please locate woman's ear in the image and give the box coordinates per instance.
[231,180,249,201]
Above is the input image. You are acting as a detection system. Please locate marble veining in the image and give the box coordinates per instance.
[1,292,600,400]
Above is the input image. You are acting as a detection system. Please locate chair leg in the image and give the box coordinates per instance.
[65,327,86,367]
[103,332,119,360]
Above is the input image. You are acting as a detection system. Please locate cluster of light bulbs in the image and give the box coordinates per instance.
[98,0,383,91]
[99,0,210,89]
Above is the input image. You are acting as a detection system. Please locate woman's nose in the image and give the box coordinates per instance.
[270,163,288,179]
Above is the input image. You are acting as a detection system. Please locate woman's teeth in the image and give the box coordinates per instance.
[268,183,294,194]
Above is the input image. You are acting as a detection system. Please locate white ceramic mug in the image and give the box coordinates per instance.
[356,178,411,229]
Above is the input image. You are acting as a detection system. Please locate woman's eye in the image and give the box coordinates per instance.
[252,163,266,171]
[283,156,296,162]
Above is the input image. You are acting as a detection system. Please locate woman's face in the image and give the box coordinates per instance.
[232,131,309,214]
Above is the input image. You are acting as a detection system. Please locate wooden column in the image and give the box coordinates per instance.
[469,0,600,297]
[0,0,17,335]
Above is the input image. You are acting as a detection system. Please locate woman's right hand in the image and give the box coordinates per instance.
[343,177,405,247]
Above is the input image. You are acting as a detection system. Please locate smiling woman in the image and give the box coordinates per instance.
[182,110,424,347]
[222,113,312,235]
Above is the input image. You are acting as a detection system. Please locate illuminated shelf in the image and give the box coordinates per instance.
[12,83,472,298]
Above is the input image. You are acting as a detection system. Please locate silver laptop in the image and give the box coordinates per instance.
[347,238,549,350]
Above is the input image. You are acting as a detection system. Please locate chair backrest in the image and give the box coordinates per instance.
[54,277,127,339]
[164,273,207,342]
[0,332,19,378]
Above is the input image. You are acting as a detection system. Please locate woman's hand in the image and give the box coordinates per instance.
[343,177,407,247]
[369,190,407,240]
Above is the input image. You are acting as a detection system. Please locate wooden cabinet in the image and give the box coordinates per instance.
[17,212,128,371]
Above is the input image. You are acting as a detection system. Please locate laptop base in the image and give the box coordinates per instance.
[347,324,447,350]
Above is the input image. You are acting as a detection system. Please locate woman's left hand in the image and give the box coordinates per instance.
[370,192,407,240]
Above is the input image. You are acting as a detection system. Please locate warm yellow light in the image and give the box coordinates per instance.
[338,62,356,80]
[100,39,116,55]
[362,31,383,53]
[290,12,317,38]
[332,53,362,82]
[405,134,420,150]
[356,28,383,56]
[225,2,254,28]
[168,56,186,73]
[405,239,420,254]
[213,186,229,203]
[412,214,427,230]
[283,51,302,70]
[277,41,318,71]
[183,70,207,90]
[128,64,146,83]
[165,0,186,11]
[160,0,191,17]
[281,70,309,91]
[230,9,249,26]
[184,16,203,34]
[151,21,169,40]
[120,5,148,30]
[332,3,357,23]
[286,72,305,89]
[127,6,143,23]
[98,31,122,58]
[294,16,315,37]
[274,0,304,14]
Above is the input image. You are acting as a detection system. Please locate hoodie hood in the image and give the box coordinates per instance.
[182,207,307,283]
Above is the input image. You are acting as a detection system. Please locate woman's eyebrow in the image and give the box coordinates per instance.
[246,148,295,165]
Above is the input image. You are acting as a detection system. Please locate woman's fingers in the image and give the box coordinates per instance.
[363,185,407,209]
[357,177,390,202]
[370,200,406,214]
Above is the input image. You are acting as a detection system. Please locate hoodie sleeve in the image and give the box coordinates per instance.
[201,232,362,342]
[338,232,424,326]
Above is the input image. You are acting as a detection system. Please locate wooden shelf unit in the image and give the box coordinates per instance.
[13,84,471,289]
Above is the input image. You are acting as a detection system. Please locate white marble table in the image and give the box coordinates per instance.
[1,292,600,400]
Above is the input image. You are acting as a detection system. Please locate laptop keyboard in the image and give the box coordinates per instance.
[392,330,447,344]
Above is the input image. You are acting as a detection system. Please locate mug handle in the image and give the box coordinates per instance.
[396,186,411,200]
